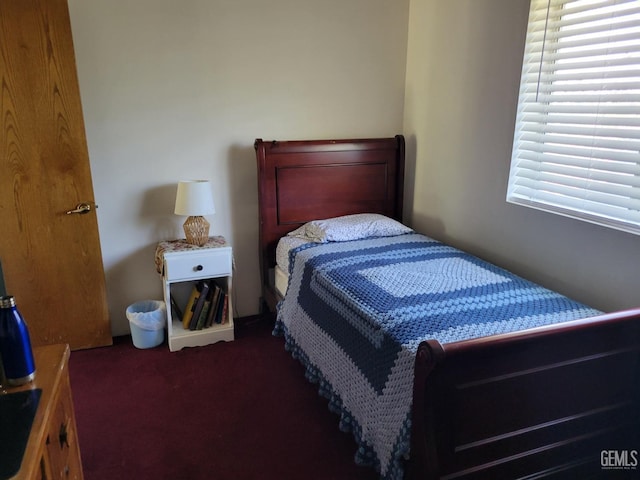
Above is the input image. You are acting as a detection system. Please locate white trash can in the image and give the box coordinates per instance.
[126,300,166,349]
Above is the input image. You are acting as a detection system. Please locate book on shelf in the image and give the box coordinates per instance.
[194,294,211,330]
[214,291,227,324]
[205,282,222,328]
[181,285,200,328]
[189,280,211,330]
[219,293,228,324]
[170,294,183,320]
[180,279,229,330]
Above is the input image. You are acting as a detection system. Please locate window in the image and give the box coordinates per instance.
[507,0,640,235]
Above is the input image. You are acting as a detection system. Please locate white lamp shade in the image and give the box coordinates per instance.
[174,180,215,216]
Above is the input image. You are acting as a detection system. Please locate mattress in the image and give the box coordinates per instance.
[274,265,289,298]
[274,236,313,296]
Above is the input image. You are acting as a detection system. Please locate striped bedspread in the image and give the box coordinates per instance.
[274,233,602,480]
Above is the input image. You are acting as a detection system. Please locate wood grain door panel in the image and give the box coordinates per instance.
[0,0,112,349]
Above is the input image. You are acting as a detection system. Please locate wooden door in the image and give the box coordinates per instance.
[0,0,112,349]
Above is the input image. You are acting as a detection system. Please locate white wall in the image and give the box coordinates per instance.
[404,0,640,312]
[67,0,637,337]
[68,0,410,335]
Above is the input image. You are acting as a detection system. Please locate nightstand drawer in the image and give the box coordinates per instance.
[164,249,232,281]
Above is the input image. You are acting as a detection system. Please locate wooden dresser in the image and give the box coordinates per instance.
[1,344,83,480]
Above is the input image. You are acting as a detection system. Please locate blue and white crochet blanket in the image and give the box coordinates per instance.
[273,233,602,480]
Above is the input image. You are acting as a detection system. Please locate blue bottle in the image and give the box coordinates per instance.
[0,295,36,386]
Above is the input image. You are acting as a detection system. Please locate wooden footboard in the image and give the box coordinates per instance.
[409,309,640,479]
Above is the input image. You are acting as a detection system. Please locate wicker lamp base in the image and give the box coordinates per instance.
[183,216,210,246]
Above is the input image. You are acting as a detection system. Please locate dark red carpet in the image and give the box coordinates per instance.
[69,317,379,480]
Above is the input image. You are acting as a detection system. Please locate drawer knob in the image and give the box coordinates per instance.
[59,422,69,448]
[194,265,204,271]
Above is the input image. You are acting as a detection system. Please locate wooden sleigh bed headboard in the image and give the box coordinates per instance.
[255,135,405,311]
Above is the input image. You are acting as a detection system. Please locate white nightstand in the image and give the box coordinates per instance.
[155,236,234,351]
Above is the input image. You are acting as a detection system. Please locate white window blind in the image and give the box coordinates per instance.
[507,0,640,235]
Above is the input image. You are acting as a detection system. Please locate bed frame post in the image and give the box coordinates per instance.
[254,138,269,311]
[394,134,405,222]
[409,339,446,480]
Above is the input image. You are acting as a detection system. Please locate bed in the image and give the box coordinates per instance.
[255,135,640,479]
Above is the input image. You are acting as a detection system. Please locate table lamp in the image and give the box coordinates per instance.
[174,180,215,246]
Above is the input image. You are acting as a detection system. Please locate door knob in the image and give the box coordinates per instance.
[65,202,97,215]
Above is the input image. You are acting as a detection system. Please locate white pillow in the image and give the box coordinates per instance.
[287,213,412,243]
